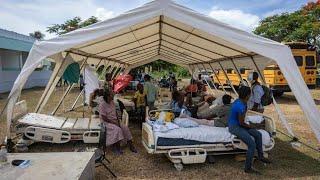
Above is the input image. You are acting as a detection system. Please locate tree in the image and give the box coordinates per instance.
[29,31,45,40]
[254,1,320,48]
[47,16,99,35]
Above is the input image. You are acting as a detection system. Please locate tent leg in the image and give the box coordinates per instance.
[69,89,84,111]
[250,56,295,138]
[208,63,226,93]
[198,64,218,95]
[231,59,246,86]
[51,84,75,115]
[34,60,64,112]
[218,62,238,96]
[35,53,72,113]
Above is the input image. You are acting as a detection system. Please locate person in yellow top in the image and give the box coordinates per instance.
[133,83,146,121]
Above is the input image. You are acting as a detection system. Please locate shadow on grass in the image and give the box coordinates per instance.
[26,123,320,179]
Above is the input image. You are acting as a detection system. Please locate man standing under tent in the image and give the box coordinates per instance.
[144,74,158,111]
[248,72,264,113]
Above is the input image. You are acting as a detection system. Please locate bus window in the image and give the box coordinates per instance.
[239,68,245,74]
[306,56,315,67]
[294,56,303,66]
[226,69,233,73]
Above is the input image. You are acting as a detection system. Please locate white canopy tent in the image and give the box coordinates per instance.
[5,0,320,143]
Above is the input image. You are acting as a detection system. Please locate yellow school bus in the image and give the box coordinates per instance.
[213,42,317,96]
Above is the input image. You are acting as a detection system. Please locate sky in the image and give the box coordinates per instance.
[0,0,315,39]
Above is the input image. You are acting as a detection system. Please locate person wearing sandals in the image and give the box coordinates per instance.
[99,89,137,154]
[228,86,271,175]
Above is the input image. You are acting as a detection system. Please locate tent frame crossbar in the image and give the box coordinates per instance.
[198,64,218,93]
[162,21,250,56]
[116,47,159,61]
[207,63,226,93]
[217,62,238,96]
[104,39,159,58]
[159,47,198,63]
[160,53,193,65]
[162,32,227,58]
[161,45,203,63]
[158,15,163,55]
[95,33,159,55]
[230,59,246,86]
[78,20,160,49]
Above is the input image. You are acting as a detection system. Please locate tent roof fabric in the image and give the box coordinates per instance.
[7,0,320,142]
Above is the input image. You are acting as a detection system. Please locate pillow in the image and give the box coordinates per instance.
[174,118,199,128]
[155,111,175,122]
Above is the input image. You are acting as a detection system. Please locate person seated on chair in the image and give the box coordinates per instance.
[228,86,271,174]
[89,88,104,115]
[185,79,198,97]
[132,83,146,121]
[99,88,137,154]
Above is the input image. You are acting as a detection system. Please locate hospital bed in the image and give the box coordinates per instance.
[142,110,276,171]
[10,100,128,150]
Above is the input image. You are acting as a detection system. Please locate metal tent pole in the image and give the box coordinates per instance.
[35,53,69,112]
[199,64,218,91]
[208,63,226,93]
[218,62,238,96]
[231,59,246,86]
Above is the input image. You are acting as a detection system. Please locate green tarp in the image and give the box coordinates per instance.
[63,62,80,84]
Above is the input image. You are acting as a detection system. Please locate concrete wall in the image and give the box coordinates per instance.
[0,49,52,93]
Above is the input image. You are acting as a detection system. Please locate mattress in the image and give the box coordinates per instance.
[154,125,234,143]
[157,137,227,146]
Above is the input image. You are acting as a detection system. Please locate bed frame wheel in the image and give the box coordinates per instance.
[174,163,183,171]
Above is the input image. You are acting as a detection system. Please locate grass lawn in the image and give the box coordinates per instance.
[0,86,319,179]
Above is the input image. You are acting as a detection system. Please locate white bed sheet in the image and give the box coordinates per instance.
[154,125,234,143]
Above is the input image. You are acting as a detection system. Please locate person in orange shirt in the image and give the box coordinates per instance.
[185,79,198,97]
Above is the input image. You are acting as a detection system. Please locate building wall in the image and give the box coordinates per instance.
[0,49,52,93]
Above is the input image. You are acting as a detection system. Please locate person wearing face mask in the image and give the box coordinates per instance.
[248,72,264,113]
[228,86,271,175]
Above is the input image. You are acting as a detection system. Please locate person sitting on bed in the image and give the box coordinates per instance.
[196,95,215,118]
[99,88,137,154]
[170,91,192,117]
[171,91,214,126]
[228,86,271,174]
[211,94,232,127]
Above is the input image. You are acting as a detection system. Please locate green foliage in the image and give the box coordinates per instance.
[29,31,45,40]
[254,1,320,48]
[47,16,99,35]
[132,60,190,79]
